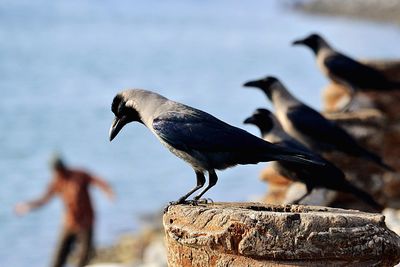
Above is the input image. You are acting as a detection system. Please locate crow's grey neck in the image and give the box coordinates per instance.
[315,39,333,54]
[263,127,291,144]
[126,90,169,126]
[271,84,301,110]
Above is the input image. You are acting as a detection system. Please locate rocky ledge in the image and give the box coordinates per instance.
[163,202,400,267]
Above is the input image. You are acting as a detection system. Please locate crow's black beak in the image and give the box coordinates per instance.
[109,117,127,141]
[243,80,262,88]
[243,117,255,125]
[292,39,304,46]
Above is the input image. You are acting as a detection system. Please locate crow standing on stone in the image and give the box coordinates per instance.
[292,33,400,109]
[244,76,393,171]
[244,108,382,210]
[293,33,400,91]
[109,89,324,204]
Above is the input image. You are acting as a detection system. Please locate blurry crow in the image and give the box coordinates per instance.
[244,108,382,210]
[244,76,393,171]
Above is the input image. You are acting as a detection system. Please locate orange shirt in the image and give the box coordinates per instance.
[50,169,94,232]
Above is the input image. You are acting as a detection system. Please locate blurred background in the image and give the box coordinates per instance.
[1,0,400,266]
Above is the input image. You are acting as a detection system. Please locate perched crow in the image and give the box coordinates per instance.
[109,89,324,204]
[293,33,400,110]
[244,76,393,171]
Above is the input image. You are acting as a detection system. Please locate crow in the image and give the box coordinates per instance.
[109,89,324,204]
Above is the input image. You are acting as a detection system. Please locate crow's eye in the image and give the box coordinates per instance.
[111,95,123,115]
[118,104,126,115]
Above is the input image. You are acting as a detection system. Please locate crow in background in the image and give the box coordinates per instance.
[244,108,382,210]
[244,76,393,171]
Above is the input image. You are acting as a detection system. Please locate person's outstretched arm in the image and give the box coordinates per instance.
[89,175,114,201]
[14,182,56,216]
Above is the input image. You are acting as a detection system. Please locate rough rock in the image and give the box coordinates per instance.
[163,202,400,266]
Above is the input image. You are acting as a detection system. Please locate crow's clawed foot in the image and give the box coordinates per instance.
[167,200,181,206]
[186,199,200,205]
[164,198,213,213]
[164,199,187,213]
[290,200,300,205]
[166,199,198,207]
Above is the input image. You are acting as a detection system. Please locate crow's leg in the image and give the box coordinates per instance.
[292,184,313,205]
[170,171,206,205]
[193,169,218,201]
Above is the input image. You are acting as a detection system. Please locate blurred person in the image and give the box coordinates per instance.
[15,155,114,267]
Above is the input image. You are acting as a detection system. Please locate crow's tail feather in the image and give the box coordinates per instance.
[269,143,326,167]
[272,153,324,166]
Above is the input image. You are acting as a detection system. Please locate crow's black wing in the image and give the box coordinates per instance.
[324,53,387,89]
[152,110,275,153]
[286,104,358,150]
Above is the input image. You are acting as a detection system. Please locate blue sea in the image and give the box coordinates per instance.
[1,0,399,266]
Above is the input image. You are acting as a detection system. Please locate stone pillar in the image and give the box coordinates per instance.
[163,202,400,266]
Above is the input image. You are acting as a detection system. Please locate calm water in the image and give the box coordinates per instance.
[1,0,399,266]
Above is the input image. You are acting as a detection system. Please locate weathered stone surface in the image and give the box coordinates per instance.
[163,202,400,266]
